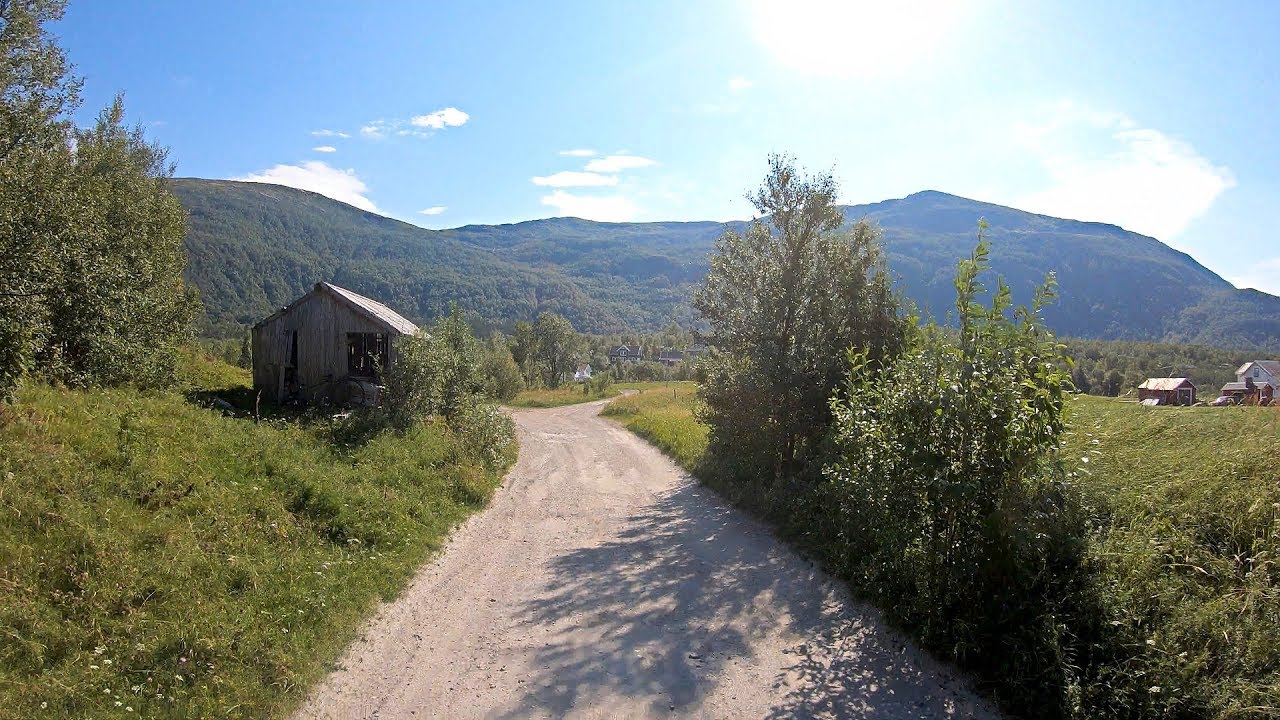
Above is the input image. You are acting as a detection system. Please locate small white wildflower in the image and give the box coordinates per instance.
[1149,685,1162,693]
[1146,639,1156,646]
[90,665,99,670]
[1081,456,1089,463]
[94,646,106,655]
[102,659,112,666]
[115,701,123,707]
[126,708,133,713]
[40,702,47,709]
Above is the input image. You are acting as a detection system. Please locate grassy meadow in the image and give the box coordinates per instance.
[507,384,622,408]
[0,351,514,719]
[604,387,1280,717]
[600,382,704,470]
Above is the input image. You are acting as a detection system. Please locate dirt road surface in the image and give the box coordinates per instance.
[293,399,1000,719]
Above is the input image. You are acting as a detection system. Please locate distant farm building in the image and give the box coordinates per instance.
[608,344,643,363]
[657,348,684,366]
[251,282,419,405]
[1137,377,1197,406]
[1235,361,1280,391]
[1220,378,1275,405]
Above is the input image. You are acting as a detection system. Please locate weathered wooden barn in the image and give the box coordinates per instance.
[1137,377,1197,406]
[251,282,419,405]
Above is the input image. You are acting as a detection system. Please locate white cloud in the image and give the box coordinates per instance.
[232,161,378,213]
[1011,101,1235,244]
[418,206,447,216]
[1229,257,1280,296]
[311,129,351,138]
[540,190,637,222]
[531,171,619,188]
[360,123,385,139]
[312,145,337,153]
[411,107,470,129]
[559,148,597,157]
[728,76,753,92]
[584,154,656,173]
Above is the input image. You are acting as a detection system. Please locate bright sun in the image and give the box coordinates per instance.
[751,0,964,78]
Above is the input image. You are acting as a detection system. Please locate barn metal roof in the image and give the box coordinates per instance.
[1137,377,1194,391]
[321,282,419,336]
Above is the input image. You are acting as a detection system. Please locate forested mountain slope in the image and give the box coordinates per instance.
[174,179,1280,348]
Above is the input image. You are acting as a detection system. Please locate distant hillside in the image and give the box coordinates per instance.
[174,179,1280,348]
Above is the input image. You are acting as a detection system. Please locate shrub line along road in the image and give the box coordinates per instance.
[292,399,999,719]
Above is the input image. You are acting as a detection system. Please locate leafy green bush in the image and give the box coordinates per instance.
[824,237,1085,712]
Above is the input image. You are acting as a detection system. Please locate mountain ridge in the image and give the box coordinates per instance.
[173,178,1280,349]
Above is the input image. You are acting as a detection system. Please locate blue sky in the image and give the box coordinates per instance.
[55,1,1280,294]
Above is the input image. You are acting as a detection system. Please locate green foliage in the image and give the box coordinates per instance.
[0,360,514,718]
[694,154,906,484]
[1061,398,1280,718]
[384,307,485,424]
[0,3,194,398]
[480,333,524,402]
[825,235,1083,712]
[531,311,582,389]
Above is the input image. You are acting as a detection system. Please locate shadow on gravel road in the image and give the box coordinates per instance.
[498,479,980,719]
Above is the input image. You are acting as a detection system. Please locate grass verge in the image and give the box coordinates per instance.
[0,351,514,719]
[507,385,621,408]
[600,383,704,470]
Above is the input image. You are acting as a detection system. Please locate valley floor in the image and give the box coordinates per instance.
[292,399,996,719]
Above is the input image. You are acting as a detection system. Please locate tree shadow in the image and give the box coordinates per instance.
[498,477,989,718]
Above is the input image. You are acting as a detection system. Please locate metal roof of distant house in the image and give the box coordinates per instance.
[1138,377,1195,391]
[610,344,642,355]
[1237,360,1280,376]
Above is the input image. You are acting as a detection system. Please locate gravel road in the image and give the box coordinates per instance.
[292,398,1000,719]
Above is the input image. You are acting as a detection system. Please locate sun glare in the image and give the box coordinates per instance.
[752,0,963,78]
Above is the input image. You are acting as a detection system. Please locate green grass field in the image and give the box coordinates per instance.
[600,382,704,471]
[507,384,622,408]
[0,351,514,719]
[604,388,1280,716]
[1060,396,1280,715]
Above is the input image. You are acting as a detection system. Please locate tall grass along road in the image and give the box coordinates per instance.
[294,399,997,719]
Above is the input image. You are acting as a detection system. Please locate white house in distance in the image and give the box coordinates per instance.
[574,364,593,382]
[1235,361,1280,391]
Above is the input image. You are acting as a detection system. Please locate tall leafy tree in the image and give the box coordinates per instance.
[532,311,580,389]
[693,154,906,483]
[0,0,79,398]
[0,1,194,397]
[40,97,195,387]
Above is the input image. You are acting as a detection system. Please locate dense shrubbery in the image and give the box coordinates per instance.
[822,239,1091,712]
[382,308,515,463]
[0,1,195,399]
